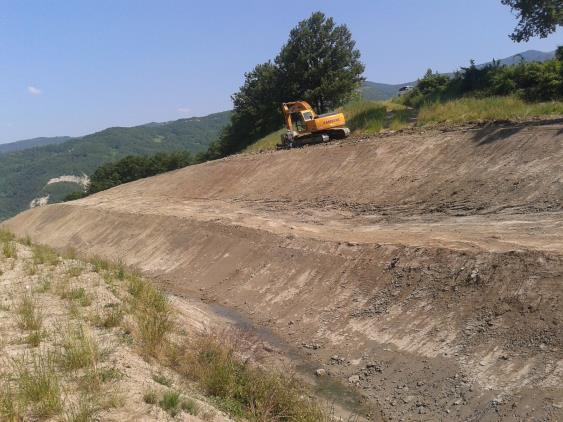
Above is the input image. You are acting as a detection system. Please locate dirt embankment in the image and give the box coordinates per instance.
[4,120,563,421]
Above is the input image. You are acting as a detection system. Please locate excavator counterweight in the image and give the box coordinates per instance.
[277,101,350,149]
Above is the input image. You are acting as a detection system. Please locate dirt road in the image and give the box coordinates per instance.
[4,119,563,420]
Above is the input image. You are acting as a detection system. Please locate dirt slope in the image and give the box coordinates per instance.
[4,120,563,421]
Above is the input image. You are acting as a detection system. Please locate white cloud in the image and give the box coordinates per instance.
[27,86,42,96]
[177,107,191,115]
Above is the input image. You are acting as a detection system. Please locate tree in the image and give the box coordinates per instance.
[205,11,365,158]
[501,0,562,41]
[276,12,365,113]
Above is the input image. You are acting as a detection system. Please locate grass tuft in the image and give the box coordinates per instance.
[2,241,17,259]
[92,303,123,329]
[62,287,92,307]
[128,275,172,357]
[0,228,15,243]
[58,323,100,371]
[159,390,182,417]
[152,372,172,387]
[16,293,43,331]
[11,350,63,418]
[143,389,159,405]
[63,394,100,422]
[32,244,59,266]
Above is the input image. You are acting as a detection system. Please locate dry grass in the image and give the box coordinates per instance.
[91,303,123,329]
[32,244,59,266]
[16,293,43,332]
[2,241,17,259]
[57,323,100,371]
[417,96,563,125]
[127,274,172,357]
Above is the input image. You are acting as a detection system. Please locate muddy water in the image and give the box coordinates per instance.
[208,302,377,420]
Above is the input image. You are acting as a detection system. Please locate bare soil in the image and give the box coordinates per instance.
[4,119,563,421]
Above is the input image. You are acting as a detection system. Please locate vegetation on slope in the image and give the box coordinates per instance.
[66,151,194,200]
[0,111,230,221]
[0,228,338,421]
[246,53,563,152]
[417,96,563,125]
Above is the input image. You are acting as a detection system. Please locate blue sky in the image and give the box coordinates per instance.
[1,0,561,144]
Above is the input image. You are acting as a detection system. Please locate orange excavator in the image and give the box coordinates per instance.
[277,101,350,149]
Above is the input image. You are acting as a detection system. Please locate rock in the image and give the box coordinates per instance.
[348,375,360,383]
[417,381,425,386]
[263,344,274,352]
[315,368,326,377]
[453,399,463,406]
[402,395,415,404]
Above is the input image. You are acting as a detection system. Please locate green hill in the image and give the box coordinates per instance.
[0,136,72,154]
[0,111,231,221]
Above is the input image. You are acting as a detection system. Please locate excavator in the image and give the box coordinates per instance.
[277,101,350,149]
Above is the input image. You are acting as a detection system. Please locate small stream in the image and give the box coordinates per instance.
[208,302,374,419]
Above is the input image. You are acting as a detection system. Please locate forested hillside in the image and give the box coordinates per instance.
[0,111,230,220]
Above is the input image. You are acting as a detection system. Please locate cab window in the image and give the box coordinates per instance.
[302,111,314,121]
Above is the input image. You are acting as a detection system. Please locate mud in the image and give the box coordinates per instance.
[3,119,563,421]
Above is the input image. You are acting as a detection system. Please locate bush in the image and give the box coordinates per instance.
[404,58,563,107]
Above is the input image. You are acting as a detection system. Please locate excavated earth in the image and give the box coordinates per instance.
[3,119,563,421]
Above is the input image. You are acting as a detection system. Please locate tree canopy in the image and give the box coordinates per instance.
[501,0,562,41]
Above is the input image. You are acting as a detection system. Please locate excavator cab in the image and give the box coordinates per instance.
[278,101,350,149]
[290,112,306,132]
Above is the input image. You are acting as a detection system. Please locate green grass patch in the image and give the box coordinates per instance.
[11,350,63,418]
[171,335,327,421]
[0,228,14,243]
[62,287,92,307]
[417,96,563,125]
[2,241,17,259]
[32,244,59,266]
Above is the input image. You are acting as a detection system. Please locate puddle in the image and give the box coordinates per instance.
[208,302,374,419]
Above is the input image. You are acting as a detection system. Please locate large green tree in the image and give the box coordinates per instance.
[501,0,562,41]
[276,12,365,114]
[205,11,365,158]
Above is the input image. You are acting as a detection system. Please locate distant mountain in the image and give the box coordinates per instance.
[361,49,556,101]
[0,111,231,221]
[0,136,72,155]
